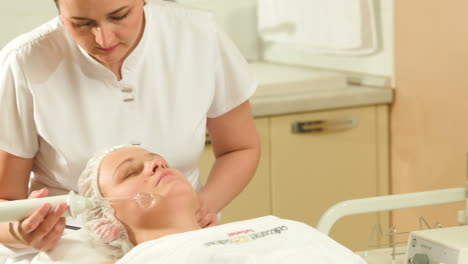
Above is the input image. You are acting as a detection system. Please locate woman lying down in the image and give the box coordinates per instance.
[32,145,366,264]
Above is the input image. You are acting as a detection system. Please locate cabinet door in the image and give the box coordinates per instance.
[270,106,388,251]
[199,117,271,224]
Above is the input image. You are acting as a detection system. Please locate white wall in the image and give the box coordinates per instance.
[0,1,57,49]
[177,0,260,61]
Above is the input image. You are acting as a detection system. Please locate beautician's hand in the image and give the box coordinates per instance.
[10,188,68,251]
[196,194,219,228]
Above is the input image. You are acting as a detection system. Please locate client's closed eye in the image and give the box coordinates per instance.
[126,171,138,178]
[125,165,144,179]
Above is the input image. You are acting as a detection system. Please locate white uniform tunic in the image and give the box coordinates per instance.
[0,1,257,195]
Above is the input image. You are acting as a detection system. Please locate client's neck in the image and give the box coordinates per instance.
[131,211,201,245]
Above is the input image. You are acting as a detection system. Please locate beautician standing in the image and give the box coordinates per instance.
[0,0,260,251]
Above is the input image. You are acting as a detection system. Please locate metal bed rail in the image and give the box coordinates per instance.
[316,187,467,235]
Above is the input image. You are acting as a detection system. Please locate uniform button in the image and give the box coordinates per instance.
[121,88,133,93]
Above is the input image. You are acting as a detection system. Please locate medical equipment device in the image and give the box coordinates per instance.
[0,191,93,222]
[405,225,468,264]
[317,187,468,264]
[0,191,161,223]
[102,192,161,208]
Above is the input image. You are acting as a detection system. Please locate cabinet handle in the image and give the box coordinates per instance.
[291,116,359,134]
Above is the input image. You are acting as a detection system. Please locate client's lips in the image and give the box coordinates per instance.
[97,44,119,52]
[156,171,174,186]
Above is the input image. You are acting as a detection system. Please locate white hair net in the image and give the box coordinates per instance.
[77,145,137,258]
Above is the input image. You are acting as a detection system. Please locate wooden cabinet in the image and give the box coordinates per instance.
[270,105,389,251]
[199,105,389,251]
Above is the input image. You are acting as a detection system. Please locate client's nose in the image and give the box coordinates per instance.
[147,159,167,175]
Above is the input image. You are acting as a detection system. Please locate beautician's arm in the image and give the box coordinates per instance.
[0,151,67,250]
[198,101,261,227]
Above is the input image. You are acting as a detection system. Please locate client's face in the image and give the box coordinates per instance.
[98,147,199,228]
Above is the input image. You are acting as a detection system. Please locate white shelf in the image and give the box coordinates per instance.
[250,62,348,97]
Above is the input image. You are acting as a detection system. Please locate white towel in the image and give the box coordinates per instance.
[258,0,377,56]
[117,216,366,264]
[0,245,37,264]
[31,229,115,264]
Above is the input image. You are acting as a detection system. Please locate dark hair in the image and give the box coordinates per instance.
[53,0,148,9]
